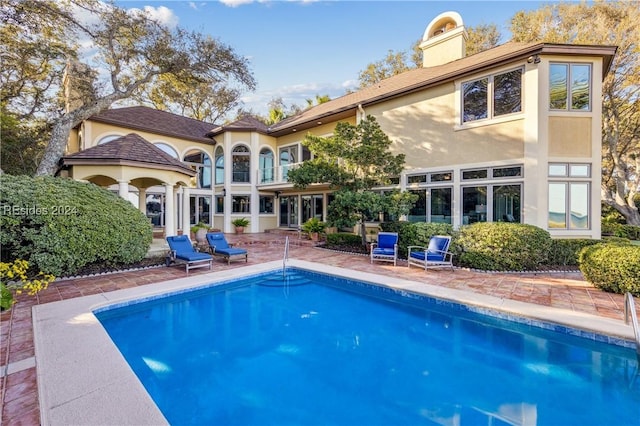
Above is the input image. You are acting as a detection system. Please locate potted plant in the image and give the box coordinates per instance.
[301,218,326,242]
[231,217,250,234]
[190,222,209,243]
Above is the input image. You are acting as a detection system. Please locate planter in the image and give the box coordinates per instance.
[195,228,208,244]
[310,232,319,242]
[234,226,245,234]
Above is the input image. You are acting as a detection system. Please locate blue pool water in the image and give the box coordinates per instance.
[96,269,640,425]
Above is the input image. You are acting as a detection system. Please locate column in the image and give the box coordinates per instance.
[182,186,191,236]
[118,180,129,200]
[138,188,147,213]
[164,183,175,237]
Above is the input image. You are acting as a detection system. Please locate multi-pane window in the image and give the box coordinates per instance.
[462,68,523,123]
[463,166,522,180]
[215,146,224,185]
[232,145,250,183]
[154,143,179,159]
[407,171,452,185]
[549,63,591,111]
[259,148,275,184]
[190,195,211,226]
[548,163,590,229]
[232,195,250,213]
[183,150,211,189]
[259,196,274,214]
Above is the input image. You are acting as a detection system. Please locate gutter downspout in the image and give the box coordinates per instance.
[357,104,366,123]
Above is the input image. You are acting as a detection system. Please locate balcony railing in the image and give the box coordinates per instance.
[257,162,302,185]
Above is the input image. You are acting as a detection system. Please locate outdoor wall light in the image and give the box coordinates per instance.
[222,188,226,196]
[527,54,541,64]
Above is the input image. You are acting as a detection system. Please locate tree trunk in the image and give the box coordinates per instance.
[35,98,120,176]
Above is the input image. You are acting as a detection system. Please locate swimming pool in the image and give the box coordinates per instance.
[95,267,640,426]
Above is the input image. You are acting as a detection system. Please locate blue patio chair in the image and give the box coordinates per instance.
[206,232,248,265]
[407,235,454,271]
[370,232,399,266]
[166,235,213,274]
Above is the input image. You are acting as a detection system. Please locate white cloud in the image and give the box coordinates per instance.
[219,0,255,8]
[128,6,179,28]
[189,2,198,10]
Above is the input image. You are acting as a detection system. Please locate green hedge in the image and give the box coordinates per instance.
[547,239,602,267]
[325,232,363,247]
[602,223,640,240]
[0,175,152,276]
[456,222,551,271]
[578,242,640,295]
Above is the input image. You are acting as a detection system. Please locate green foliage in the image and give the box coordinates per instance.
[190,221,209,234]
[325,232,363,247]
[231,217,250,227]
[579,243,640,295]
[0,283,13,310]
[0,175,152,276]
[287,116,409,245]
[602,223,640,240]
[301,217,326,234]
[456,222,551,271]
[547,239,601,266]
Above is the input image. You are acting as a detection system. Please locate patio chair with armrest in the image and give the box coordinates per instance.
[206,232,248,265]
[166,235,213,274]
[407,235,454,271]
[370,231,399,266]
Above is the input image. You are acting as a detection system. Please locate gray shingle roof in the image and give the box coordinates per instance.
[89,106,217,144]
[64,133,196,175]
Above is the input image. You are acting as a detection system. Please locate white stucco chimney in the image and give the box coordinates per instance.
[419,11,467,68]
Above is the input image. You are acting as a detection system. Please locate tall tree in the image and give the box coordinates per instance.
[287,116,408,245]
[511,1,640,225]
[359,24,501,88]
[1,0,255,176]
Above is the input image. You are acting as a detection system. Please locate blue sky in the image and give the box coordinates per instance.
[115,0,559,117]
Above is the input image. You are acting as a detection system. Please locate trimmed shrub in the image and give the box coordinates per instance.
[547,239,601,267]
[325,232,362,247]
[0,175,152,276]
[612,224,640,240]
[578,242,640,295]
[456,222,551,271]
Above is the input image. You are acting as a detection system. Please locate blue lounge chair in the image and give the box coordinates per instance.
[370,232,399,266]
[166,235,213,274]
[407,235,454,271]
[206,232,248,265]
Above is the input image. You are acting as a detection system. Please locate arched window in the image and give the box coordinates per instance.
[259,148,274,184]
[215,146,224,185]
[232,145,250,183]
[154,143,179,159]
[97,135,120,145]
[183,149,212,189]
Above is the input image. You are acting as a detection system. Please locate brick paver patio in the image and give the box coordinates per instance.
[1,233,636,425]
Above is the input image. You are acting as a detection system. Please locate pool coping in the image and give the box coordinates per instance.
[33,259,635,425]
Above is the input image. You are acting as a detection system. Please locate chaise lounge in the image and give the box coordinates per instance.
[407,235,454,271]
[166,235,213,274]
[206,232,248,265]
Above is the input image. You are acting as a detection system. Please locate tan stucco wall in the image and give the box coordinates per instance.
[367,86,525,171]
[548,117,592,157]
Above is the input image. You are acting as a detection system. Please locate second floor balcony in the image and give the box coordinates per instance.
[257,163,302,186]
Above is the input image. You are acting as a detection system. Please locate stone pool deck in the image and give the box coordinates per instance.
[1,233,637,424]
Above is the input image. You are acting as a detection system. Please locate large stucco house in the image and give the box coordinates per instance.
[61,12,616,240]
